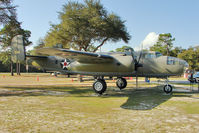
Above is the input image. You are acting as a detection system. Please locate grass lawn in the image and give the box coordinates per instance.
[0,73,199,132]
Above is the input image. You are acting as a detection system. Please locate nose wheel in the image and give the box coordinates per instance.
[93,79,107,94]
[163,78,173,93]
[163,84,173,93]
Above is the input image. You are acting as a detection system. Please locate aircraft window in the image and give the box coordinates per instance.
[179,60,187,66]
[155,52,162,57]
[167,57,175,65]
[180,60,187,65]
[145,53,156,58]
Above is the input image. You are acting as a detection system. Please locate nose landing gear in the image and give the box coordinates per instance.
[163,78,173,93]
[163,84,173,93]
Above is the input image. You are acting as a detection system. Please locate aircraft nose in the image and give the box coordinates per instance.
[182,60,189,70]
[184,61,189,68]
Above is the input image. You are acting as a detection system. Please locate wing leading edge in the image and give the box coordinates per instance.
[36,48,114,63]
[26,55,48,59]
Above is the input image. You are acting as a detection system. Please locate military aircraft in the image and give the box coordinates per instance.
[11,35,188,95]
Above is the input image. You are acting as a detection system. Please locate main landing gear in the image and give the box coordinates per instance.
[92,77,127,94]
[116,78,127,90]
[93,79,107,94]
[163,78,173,94]
[92,77,173,94]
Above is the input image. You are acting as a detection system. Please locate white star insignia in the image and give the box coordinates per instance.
[61,59,70,70]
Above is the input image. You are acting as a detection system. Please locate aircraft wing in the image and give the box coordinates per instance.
[36,48,114,63]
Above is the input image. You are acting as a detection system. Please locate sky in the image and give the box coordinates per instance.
[13,0,199,51]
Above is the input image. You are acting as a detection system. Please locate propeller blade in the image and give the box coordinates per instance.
[137,51,142,65]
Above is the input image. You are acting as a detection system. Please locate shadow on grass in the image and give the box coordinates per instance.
[119,87,172,110]
[0,85,199,111]
[0,86,93,97]
[119,86,199,110]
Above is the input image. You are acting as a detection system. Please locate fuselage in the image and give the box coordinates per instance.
[29,51,188,78]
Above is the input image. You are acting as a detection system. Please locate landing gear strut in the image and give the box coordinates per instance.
[116,78,127,90]
[163,78,173,93]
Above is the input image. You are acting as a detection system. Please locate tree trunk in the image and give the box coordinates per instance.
[167,44,169,56]
[16,62,18,75]
[11,61,14,76]
[93,37,108,52]
[16,62,20,75]
[26,59,29,73]
[18,62,21,75]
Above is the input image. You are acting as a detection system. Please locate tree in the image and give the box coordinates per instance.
[150,33,175,56]
[170,46,185,57]
[34,37,45,49]
[0,50,11,65]
[44,0,130,52]
[115,45,132,52]
[0,0,16,25]
[178,47,199,70]
[0,18,31,48]
[0,17,31,75]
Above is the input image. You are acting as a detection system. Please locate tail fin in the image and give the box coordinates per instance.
[11,35,25,63]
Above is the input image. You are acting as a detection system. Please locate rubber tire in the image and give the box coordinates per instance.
[93,79,107,94]
[189,78,196,83]
[196,78,199,83]
[163,84,173,94]
[116,78,127,90]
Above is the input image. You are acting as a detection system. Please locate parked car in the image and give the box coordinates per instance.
[188,72,199,83]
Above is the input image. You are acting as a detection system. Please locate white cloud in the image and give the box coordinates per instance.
[135,32,159,51]
[141,32,159,49]
[193,44,199,47]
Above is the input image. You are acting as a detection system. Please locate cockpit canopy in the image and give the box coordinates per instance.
[134,51,163,59]
[143,51,162,58]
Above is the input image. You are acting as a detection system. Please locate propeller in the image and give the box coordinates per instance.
[135,51,143,71]
[124,47,143,90]
[125,48,143,71]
